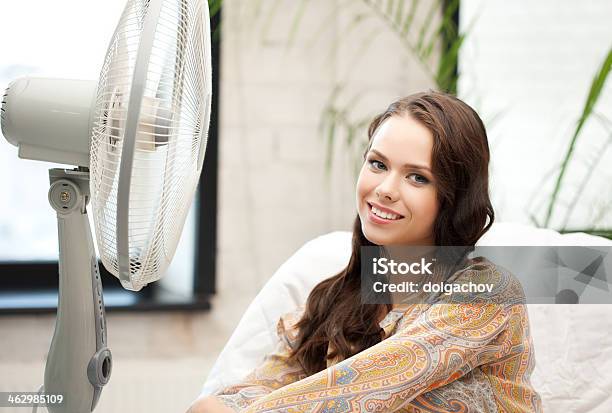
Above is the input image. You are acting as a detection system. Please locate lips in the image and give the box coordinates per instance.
[366,202,405,224]
[367,202,404,218]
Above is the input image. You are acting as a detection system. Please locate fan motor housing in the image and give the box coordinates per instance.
[1,77,96,166]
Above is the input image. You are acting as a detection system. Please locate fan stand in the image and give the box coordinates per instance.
[41,168,112,413]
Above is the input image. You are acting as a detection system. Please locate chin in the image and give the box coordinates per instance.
[361,225,394,246]
[361,221,431,246]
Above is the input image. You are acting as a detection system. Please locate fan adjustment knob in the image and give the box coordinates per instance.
[48,179,82,214]
[87,347,112,410]
[87,347,112,387]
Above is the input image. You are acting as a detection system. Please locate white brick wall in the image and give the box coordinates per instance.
[217,0,438,295]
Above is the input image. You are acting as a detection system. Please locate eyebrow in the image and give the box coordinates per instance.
[368,149,432,173]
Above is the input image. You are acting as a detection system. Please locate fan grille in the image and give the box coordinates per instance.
[90,0,212,290]
[1,85,9,138]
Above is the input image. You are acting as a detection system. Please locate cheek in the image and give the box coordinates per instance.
[356,169,375,199]
[423,190,439,221]
[402,187,438,220]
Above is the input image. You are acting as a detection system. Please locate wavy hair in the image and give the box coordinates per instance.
[289,91,495,375]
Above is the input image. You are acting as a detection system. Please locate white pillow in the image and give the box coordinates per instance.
[477,221,608,246]
[201,223,612,412]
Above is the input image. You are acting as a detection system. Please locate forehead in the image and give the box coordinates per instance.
[369,115,434,165]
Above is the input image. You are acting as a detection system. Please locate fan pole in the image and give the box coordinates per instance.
[44,168,112,413]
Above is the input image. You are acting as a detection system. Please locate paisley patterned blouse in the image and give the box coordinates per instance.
[214,258,542,412]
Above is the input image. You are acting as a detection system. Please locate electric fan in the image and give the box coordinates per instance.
[0,0,212,411]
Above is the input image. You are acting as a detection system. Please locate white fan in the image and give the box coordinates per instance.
[0,0,212,412]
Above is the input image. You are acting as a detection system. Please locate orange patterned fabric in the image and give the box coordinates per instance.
[215,258,542,412]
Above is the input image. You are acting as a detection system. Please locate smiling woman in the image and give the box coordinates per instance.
[190,91,541,413]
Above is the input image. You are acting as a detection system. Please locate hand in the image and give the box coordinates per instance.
[186,395,236,413]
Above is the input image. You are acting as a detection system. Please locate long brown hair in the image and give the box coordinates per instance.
[289,91,495,375]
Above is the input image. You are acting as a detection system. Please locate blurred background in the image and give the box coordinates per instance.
[0,0,610,411]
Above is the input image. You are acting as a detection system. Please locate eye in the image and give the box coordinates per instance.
[408,173,429,184]
[368,159,386,171]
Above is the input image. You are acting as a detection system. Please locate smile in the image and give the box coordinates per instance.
[367,202,404,223]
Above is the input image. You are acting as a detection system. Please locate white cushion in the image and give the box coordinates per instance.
[201,223,612,412]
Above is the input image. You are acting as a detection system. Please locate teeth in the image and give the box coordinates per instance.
[371,206,400,220]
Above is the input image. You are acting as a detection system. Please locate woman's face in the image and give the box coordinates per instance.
[356,114,439,246]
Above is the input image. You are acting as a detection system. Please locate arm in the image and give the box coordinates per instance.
[241,302,512,413]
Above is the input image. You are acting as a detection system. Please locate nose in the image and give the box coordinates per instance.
[375,174,400,203]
